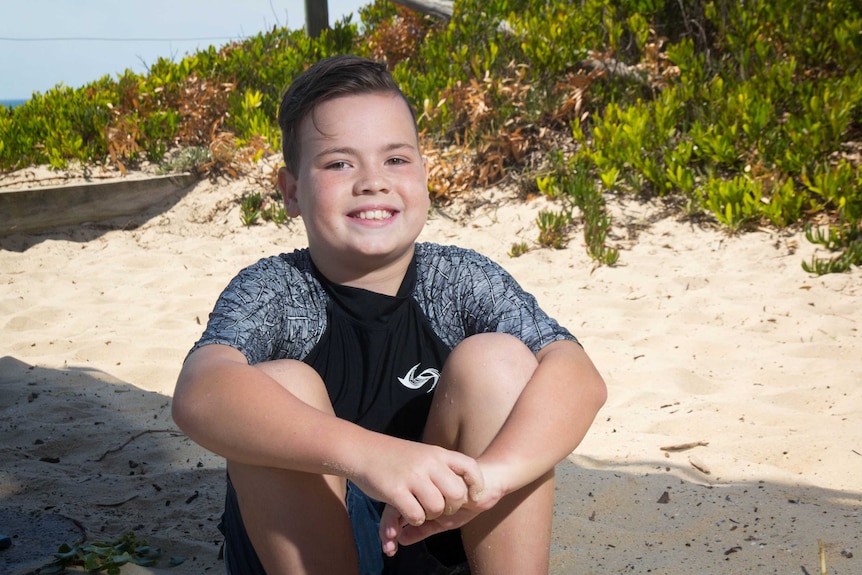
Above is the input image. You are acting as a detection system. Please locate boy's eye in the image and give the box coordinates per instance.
[386,157,408,165]
[326,160,350,170]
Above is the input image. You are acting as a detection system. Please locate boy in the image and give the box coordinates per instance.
[173,55,606,575]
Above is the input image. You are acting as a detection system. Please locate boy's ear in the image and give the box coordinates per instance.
[277,167,301,218]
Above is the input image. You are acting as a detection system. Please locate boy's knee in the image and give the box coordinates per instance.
[447,333,537,383]
[439,333,537,406]
[426,334,537,452]
[254,359,332,412]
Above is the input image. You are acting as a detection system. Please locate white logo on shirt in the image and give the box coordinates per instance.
[398,363,440,392]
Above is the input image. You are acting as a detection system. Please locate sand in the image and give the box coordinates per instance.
[1,164,860,574]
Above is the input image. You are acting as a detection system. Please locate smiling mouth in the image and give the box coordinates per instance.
[353,209,395,221]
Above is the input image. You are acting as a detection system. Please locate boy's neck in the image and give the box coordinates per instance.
[310,248,413,296]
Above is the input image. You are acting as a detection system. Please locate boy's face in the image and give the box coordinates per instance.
[278,92,429,283]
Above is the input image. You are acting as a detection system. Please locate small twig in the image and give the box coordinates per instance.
[96,495,139,508]
[689,457,711,475]
[819,539,827,575]
[56,513,88,546]
[95,429,177,462]
[391,0,453,20]
[580,57,650,86]
[660,441,709,452]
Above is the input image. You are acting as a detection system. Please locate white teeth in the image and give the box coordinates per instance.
[356,210,391,220]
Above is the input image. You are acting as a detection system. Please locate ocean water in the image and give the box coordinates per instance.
[0,99,27,109]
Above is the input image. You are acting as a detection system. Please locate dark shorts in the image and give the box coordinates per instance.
[220,474,468,575]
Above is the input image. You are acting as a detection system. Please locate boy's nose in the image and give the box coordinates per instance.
[354,166,390,194]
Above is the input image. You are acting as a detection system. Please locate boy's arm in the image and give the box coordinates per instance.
[174,344,355,471]
[388,338,606,547]
[478,339,606,491]
[172,344,484,525]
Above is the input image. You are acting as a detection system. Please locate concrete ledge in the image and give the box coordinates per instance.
[0,173,199,236]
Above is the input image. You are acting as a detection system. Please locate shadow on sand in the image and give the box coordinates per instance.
[1,356,858,574]
[0,357,224,575]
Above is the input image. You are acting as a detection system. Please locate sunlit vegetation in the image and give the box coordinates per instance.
[1,0,859,272]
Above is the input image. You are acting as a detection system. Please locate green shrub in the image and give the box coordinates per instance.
[1,0,860,273]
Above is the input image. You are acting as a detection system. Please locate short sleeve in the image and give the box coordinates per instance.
[413,243,579,353]
[189,250,328,365]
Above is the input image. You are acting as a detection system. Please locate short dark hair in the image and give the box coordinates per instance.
[277,54,416,174]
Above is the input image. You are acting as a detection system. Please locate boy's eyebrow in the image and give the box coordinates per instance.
[314,142,417,160]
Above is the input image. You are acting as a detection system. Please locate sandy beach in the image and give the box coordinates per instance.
[1,165,860,574]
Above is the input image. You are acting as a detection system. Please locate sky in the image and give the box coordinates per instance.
[0,0,371,100]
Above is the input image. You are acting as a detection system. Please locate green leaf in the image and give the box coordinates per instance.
[83,552,102,570]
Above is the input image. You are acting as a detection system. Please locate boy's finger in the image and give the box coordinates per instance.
[411,481,447,520]
[429,470,468,515]
[466,478,484,503]
[449,458,484,502]
[378,504,402,557]
[393,495,426,527]
[398,521,443,547]
[398,512,466,547]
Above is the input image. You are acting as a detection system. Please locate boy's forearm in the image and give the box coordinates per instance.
[172,349,368,477]
[477,340,606,493]
[174,347,486,523]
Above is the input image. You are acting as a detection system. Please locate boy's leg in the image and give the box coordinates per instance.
[424,333,555,574]
[227,359,360,575]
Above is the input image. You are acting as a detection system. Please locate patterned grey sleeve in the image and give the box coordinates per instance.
[414,243,579,353]
[189,251,328,364]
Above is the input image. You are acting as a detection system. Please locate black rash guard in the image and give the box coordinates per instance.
[304,258,451,441]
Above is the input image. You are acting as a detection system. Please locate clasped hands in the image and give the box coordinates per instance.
[353,439,505,558]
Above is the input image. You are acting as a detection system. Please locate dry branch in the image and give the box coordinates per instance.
[95,429,178,462]
[391,0,454,20]
[659,440,709,452]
